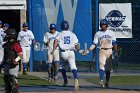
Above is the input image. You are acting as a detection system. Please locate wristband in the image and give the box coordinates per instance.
[15,56,21,62]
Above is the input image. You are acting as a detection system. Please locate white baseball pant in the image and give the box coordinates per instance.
[21,46,31,63]
[99,49,112,71]
[60,50,77,70]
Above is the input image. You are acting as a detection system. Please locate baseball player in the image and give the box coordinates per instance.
[83,19,118,88]
[3,29,22,93]
[17,22,37,75]
[0,22,9,73]
[0,31,4,74]
[0,21,3,72]
[0,29,3,65]
[53,20,83,89]
[43,23,60,82]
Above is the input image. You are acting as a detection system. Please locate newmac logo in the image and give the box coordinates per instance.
[106,10,126,27]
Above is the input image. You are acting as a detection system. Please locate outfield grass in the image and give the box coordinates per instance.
[0,74,55,86]
[86,76,140,86]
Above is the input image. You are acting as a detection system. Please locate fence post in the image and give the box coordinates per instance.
[95,0,99,73]
[28,0,33,72]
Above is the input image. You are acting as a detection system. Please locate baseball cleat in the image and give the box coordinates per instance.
[105,82,109,88]
[99,81,105,88]
[48,78,52,82]
[74,79,79,89]
[63,79,68,87]
[23,71,28,75]
[53,76,58,82]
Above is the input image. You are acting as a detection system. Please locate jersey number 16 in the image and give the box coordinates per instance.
[64,36,70,44]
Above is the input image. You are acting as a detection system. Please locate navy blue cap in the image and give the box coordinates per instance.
[3,23,9,28]
[22,22,28,27]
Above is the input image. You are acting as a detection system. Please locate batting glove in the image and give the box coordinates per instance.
[78,50,84,54]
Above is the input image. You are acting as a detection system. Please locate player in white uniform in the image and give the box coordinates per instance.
[0,31,3,65]
[0,21,3,66]
[83,19,118,88]
[0,22,9,73]
[17,22,37,75]
[0,28,4,73]
[43,23,60,81]
[53,20,83,89]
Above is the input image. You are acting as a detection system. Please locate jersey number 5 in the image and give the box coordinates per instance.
[64,36,70,44]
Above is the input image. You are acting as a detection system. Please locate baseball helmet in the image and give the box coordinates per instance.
[3,23,9,28]
[100,19,108,27]
[61,20,69,30]
[50,23,56,30]
[22,22,28,27]
[4,29,17,41]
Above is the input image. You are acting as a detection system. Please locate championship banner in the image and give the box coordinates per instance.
[99,3,132,38]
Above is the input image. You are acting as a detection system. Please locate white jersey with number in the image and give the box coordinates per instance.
[93,29,117,71]
[43,31,59,51]
[55,30,78,50]
[17,30,35,47]
[0,28,4,64]
[93,29,116,48]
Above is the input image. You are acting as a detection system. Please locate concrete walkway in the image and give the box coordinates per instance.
[1,72,139,92]
[28,72,97,87]
[28,72,140,90]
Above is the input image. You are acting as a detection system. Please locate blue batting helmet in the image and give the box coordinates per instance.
[100,19,108,27]
[61,20,69,30]
[50,23,56,30]
[22,22,28,27]
[3,23,9,28]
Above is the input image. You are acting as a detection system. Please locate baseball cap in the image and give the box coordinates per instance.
[3,23,9,28]
[22,22,28,27]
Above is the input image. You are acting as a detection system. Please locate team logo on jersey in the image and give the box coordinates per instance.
[106,10,126,27]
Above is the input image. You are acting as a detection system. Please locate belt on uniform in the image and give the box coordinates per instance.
[23,46,30,47]
[61,50,73,52]
[101,48,112,50]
